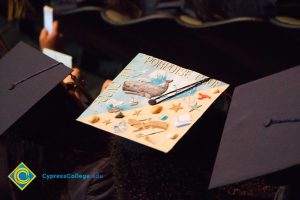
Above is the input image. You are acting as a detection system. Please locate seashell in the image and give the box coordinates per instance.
[106,99,123,107]
[115,112,125,118]
[160,115,168,121]
[166,132,178,139]
[211,88,220,94]
[128,101,138,106]
[128,97,138,106]
[108,108,120,113]
[151,105,163,114]
[87,115,100,124]
[144,136,155,144]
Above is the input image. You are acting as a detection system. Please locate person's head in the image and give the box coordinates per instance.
[106,0,142,18]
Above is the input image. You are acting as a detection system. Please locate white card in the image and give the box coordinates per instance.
[42,48,72,69]
[174,113,192,128]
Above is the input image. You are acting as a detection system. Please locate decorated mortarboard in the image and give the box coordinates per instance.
[77,53,229,153]
[209,65,300,188]
[0,42,72,135]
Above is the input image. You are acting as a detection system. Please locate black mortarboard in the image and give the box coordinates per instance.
[0,42,71,136]
[209,65,300,188]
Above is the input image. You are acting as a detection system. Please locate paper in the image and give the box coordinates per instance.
[42,48,72,69]
[174,113,192,128]
[77,53,229,152]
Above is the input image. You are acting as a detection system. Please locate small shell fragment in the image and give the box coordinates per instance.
[160,115,168,121]
[115,112,125,118]
[166,132,178,139]
[145,136,155,144]
[108,108,120,113]
[128,97,138,106]
[151,105,163,114]
[211,88,220,94]
[87,115,100,124]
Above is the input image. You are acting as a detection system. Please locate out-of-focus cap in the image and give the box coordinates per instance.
[0,42,71,135]
[209,65,300,188]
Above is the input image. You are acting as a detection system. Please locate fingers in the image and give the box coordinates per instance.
[72,68,80,78]
[63,68,81,84]
[39,28,48,42]
[39,28,49,50]
[51,20,59,35]
[52,20,64,39]
[101,79,112,92]
[62,68,82,101]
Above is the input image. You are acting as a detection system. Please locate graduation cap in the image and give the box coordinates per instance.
[209,65,300,188]
[0,41,72,137]
[0,41,110,151]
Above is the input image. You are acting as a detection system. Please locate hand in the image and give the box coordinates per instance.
[101,79,112,93]
[63,68,81,100]
[39,21,63,50]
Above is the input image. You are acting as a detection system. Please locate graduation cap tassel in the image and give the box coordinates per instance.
[8,62,62,90]
[70,73,94,105]
[148,77,211,105]
[264,118,300,127]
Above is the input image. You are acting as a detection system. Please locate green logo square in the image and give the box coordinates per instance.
[8,162,36,191]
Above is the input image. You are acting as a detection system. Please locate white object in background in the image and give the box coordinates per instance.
[42,48,72,69]
[43,5,53,34]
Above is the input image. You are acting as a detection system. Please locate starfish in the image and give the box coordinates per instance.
[102,119,111,125]
[189,102,201,112]
[198,93,211,100]
[169,103,183,113]
[133,110,142,117]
